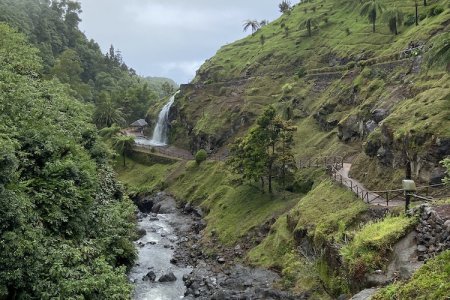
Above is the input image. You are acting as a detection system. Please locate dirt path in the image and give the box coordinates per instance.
[335,163,404,207]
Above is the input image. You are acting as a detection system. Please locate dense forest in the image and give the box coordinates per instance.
[0,0,177,127]
[0,0,177,298]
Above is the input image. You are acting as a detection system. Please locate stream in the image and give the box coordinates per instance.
[129,193,301,300]
[129,195,193,300]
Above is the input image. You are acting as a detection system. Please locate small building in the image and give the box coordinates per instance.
[130,119,148,135]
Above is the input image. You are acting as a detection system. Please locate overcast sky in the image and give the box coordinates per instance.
[78,0,291,84]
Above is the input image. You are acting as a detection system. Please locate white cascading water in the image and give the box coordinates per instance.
[135,92,178,147]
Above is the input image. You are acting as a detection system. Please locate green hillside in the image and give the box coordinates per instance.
[170,0,449,189]
[135,0,450,298]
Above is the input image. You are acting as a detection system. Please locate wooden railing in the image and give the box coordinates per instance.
[297,156,344,169]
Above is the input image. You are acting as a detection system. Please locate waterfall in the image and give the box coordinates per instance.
[136,92,178,147]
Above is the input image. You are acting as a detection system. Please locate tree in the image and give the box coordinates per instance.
[112,135,135,167]
[300,18,318,37]
[279,0,292,14]
[228,106,296,193]
[260,20,269,27]
[260,34,266,46]
[243,19,260,35]
[99,124,121,138]
[383,8,404,35]
[93,95,126,128]
[195,149,207,165]
[162,81,175,96]
[360,0,385,33]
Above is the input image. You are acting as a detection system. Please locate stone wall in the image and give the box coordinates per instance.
[415,204,450,261]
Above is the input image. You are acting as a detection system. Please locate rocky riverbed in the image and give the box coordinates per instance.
[130,192,302,300]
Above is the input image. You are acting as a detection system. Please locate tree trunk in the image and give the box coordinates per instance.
[394,22,398,35]
[268,173,272,194]
[260,176,265,192]
[423,0,427,6]
[123,152,126,167]
[415,3,419,26]
[268,161,273,194]
[372,19,375,33]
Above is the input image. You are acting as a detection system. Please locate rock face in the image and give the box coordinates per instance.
[366,231,422,286]
[415,204,450,261]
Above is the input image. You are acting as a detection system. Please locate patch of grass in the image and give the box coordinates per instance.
[247,217,332,298]
[115,156,179,194]
[340,215,418,277]
[168,161,300,245]
[373,250,450,300]
[292,180,368,246]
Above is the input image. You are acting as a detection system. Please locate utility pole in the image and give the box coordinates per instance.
[403,135,412,212]
[405,159,412,212]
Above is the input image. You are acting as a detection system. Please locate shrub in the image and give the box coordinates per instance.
[282,83,293,94]
[404,14,415,26]
[297,67,306,78]
[428,6,444,17]
[195,149,207,165]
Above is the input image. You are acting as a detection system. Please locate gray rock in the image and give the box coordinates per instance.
[143,271,156,282]
[151,203,161,214]
[429,167,446,185]
[444,220,450,232]
[365,120,378,134]
[417,245,427,252]
[350,288,380,300]
[158,272,177,282]
[372,109,387,123]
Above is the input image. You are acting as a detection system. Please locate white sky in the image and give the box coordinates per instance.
[78,0,291,84]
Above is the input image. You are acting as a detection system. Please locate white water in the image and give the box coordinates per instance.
[135,92,178,147]
[129,212,192,300]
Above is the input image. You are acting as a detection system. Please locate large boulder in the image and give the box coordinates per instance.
[429,167,446,185]
[372,109,387,123]
[143,271,156,282]
[134,195,154,213]
[158,272,177,282]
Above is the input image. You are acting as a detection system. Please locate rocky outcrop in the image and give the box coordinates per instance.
[415,204,450,261]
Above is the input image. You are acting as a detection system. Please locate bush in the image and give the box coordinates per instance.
[428,6,444,17]
[282,83,293,94]
[195,149,207,165]
[404,14,415,26]
[297,67,306,78]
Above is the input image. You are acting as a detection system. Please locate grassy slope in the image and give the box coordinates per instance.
[248,179,367,297]
[172,0,450,189]
[167,161,301,245]
[115,155,181,194]
[340,215,418,277]
[116,0,450,297]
